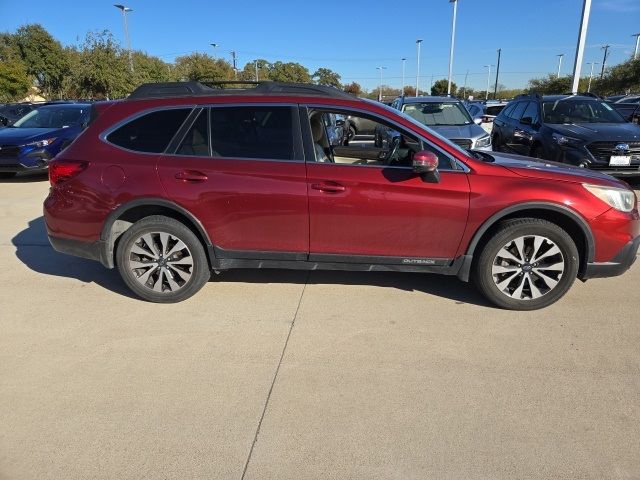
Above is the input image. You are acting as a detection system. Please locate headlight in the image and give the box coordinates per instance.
[22,137,57,149]
[475,134,491,148]
[552,133,582,147]
[583,184,636,213]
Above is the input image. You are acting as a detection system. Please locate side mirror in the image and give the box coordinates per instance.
[473,117,483,125]
[412,150,440,183]
[520,116,533,125]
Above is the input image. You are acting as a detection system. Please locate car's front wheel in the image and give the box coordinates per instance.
[473,218,579,310]
[116,215,210,303]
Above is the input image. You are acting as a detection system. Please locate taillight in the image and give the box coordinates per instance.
[49,160,88,186]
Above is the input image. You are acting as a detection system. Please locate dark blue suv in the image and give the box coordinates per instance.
[0,103,91,178]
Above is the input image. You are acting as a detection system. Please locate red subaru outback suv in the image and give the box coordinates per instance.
[44,81,639,310]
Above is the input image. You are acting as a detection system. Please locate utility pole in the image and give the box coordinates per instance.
[401,57,406,95]
[255,60,259,81]
[376,66,387,102]
[484,64,492,100]
[633,33,640,60]
[493,48,501,100]
[415,39,423,97]
[571,0,591,94]
[230,51,237,79]
[600,44,610,79]
[114,5,133,73]
[556,54,564,78]
[447,0,458,96]
[586,61,599,92]
[462,69,469,99]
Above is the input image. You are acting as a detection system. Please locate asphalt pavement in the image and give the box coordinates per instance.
[1,174,639,480]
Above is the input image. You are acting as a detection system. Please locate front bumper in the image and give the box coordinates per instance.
[0,149,53,173]
[582,236,640,279]
[553,145,640,177]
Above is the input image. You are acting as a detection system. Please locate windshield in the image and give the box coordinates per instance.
[401,102,472,126]
[370,100,471,158]
[13,106,85,128]
[542,99,626,124]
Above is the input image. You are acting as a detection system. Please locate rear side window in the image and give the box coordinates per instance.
[107,108,191,153]
[177,109,209,156]
[210,106,295,160]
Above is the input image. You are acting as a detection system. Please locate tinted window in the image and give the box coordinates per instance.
[499,102,516,118]
[177,109,209,156]
[210,106,295,160]
[521,101,539,124]
[508,102,528,120]
[107,108,191,153]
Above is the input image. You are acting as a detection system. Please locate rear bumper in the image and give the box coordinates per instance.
[48,235,110,267]
[582,236,640,279]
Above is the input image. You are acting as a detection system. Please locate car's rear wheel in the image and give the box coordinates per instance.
[473,218,578,310]
[116,215,210,303]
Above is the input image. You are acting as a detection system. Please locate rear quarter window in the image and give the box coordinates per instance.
[106,108,192,153]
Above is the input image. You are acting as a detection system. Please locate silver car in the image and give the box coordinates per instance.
[381,96,492,151]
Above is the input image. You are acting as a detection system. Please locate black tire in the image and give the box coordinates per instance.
[116,215,210,303]
[492,134,501,151]
[473,218,579,311]
[531,144,546,160]
[0,172,17,179]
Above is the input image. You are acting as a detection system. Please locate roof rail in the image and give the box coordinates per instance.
[561,91,602,99]
[515,92,542,100]
[127,80,355,100]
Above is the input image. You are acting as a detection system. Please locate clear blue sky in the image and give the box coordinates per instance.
[1,0,638,92]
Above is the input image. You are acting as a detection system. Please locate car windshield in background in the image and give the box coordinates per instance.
[402,102,472,126]
[13,107,85,129]
[542,99,626,124]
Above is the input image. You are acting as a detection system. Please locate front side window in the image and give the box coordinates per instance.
[521,101,539,124]
[106,108,191,153]
[307,109,456,170]
[401,101,472,126]
[508,102,528,120]
[542,99,626,124]
[210,106,295,160]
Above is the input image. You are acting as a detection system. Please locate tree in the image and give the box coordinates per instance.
[238,59,270,81]
[431,79,456,96]
[402,85,416,96]
[0,33,31,101]
[174,53,234,82]
[268,61,311,83]
[594,58,640,95]
[15,24,69,99]
[527,75,572,95]
[132,51,172,85]
[313,67,341,87]
[343,81,362,96]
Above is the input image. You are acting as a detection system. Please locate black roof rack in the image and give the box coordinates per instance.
[560,91,602,99]
[127,80,355,100]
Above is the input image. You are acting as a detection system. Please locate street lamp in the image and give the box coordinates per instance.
[484,64,492,100]
[415,39,423,96]
[586,61,599,92]
[556,54,565,78]
[571,0,591,94]
[447,0,458,96]
[401,57,407,96]
[633,33,640,60]
[114,4,133,73]
[210,43,219,58]
[376,66,387,102]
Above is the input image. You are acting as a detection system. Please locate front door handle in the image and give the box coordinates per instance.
[311,181,346,193]
[175,170,208,182]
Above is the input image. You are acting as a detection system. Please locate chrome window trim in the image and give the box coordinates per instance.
[304,103,471,173]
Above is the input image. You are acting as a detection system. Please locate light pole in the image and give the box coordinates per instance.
[556,54,564,78]
[586,61,599,92]
[447,0,458,96]
[571,0,591,94]
[484,64,492,100]
[376,66,387,102]
[114,4,133,73]
[255,60,259,81]
[401,57,407,95]
[210,43,219,58]
[415,39,423,96]
[633,33,640,60]
[230,51,237,79]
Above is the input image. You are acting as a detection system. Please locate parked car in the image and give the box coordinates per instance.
[0,103,37,127]
[44,81,639,310]
[492,93,640,177]
[610,95,640,123]
[379,96,492,150]
[0,103,91,178]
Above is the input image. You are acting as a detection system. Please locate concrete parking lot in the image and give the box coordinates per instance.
[1,174,640,480]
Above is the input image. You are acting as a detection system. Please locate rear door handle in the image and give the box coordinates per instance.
[175,170,208,182]
[311,181,346,193]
